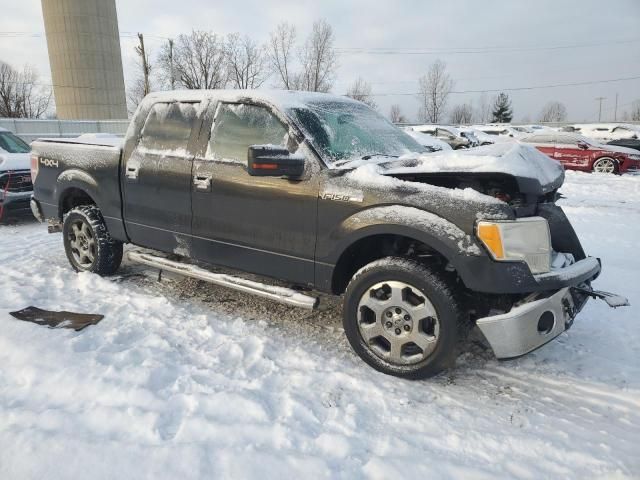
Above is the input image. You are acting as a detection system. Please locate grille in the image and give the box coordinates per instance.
[0,170,33,193]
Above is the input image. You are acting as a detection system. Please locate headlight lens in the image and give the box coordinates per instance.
[477,217,551,274]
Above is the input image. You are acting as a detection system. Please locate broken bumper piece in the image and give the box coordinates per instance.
[476,286,629,359]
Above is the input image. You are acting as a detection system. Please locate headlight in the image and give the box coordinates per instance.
[476,217,551,274]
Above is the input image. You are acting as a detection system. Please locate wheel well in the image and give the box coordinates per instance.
[59,188,95,217]
[331,234,449,294]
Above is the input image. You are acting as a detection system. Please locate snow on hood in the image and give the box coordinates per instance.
[381,143,565,189]
[0,152,30,171]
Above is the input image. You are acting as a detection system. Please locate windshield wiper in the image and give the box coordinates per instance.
[332,154,399,169]
[361,153,399,160]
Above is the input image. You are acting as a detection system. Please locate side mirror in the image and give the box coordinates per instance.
[247,145,305,178]
[577,141,589,150]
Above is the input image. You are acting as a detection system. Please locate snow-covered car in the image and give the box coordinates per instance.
[473,125,530,139]
[458,127,496,146]
[562,124,639,143]
[520,132,640,174]
[403,128,452,152]
[0,127,33,220]
[411,125,478,149]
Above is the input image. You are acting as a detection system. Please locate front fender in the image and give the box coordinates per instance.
[321,205,484,268]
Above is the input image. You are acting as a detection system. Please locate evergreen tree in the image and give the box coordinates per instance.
[491,92,513,122]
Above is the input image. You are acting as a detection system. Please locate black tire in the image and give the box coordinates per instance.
[63,205,123,275]
[343,257,464,379]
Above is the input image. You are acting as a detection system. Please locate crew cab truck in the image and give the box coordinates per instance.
[30,90,627,379]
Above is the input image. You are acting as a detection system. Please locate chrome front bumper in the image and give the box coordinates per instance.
[476,287,578,359]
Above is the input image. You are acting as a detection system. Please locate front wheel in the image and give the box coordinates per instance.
[63,205,123,275]
[343,257,463,379]
[592,157,618,174]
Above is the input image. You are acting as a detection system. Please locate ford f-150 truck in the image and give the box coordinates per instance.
[30,90,627,379]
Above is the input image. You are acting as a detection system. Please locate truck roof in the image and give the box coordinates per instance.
[142,89,362,111]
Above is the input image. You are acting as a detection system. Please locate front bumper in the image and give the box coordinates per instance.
[0,190,33,216]
[476,286,588,359]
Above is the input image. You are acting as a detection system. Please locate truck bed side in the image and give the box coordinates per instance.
[31,139,127,242]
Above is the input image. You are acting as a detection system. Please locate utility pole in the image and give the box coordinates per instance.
[168,39,175,90]
[614,93,618,122]
[595,97,606,122]
[136,33,150,96]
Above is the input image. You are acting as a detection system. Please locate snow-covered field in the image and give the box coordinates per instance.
[0,171,638,479]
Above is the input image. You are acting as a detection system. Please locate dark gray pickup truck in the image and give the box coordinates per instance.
[30,90,627,378]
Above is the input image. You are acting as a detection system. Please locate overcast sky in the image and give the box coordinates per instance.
[1,0,639,122]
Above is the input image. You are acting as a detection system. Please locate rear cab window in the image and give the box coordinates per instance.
[139,102,201,154]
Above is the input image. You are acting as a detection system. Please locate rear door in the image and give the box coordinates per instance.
[190,101,320,285]
[122,101,203,254]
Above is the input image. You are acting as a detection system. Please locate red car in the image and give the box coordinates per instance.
[520,132,640,174]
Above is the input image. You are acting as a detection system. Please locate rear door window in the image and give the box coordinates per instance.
[139,102,201,153]
[206,103,288,163]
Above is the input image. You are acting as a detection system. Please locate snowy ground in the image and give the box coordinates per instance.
[0,171,638,479]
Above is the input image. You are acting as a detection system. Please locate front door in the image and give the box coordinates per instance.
[553,136,591,170]
[191,102,319,285]
[122,101,203,254]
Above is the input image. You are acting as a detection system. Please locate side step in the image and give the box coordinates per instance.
[126,250,319,310]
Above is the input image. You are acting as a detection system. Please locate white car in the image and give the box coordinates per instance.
[0,127,32,218]
[403,128,452,152]
[560,124,639,143]
[472,125,529,139]
[410,125,479,149]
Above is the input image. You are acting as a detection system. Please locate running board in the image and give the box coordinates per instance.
[126,250,319,310]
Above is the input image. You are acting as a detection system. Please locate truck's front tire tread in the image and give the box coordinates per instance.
[343,257,465,379]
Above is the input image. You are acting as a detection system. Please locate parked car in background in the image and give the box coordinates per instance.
[520,131,640,174]
[473,125,529,139]
[403,128,452,152]
[607,138,640,152]
[411,125,478,149]
[0,127,33,220]
[561,124,639,142]
[458,128,495,146]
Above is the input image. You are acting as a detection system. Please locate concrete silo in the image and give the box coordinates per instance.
[41,0,128,119]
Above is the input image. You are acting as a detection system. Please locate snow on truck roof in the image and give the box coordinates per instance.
[143,89,362,111]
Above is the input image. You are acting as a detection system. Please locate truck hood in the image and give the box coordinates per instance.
[0,152,30,171]
[379,143,565,195]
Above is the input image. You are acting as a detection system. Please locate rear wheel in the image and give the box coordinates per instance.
[343,257,463,379]
[63,205,122,275]
[593,157,617,174]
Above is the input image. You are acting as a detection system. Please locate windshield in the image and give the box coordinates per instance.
[0,132,30,153]
[288,100,425,164]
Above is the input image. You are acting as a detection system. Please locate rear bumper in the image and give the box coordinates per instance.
[476,286,589,359]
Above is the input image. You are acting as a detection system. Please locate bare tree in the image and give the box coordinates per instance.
[476,92,492,123]
[267,22,300,90]
[345,77,376,108]
[158,30,229,90]
[631,100,640,121]
[539,101,568,122]
[0,61,51,118]
[417,60,453,123]
[299,19,338,92]
[127,74,150,115]
[389,104,407,123]
[226,33,269,89]
[449,103,473,124]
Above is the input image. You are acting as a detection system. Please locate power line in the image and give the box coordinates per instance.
[368,75,640,96]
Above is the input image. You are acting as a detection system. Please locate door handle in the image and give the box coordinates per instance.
[193,175,212,192]
[126,165,139,181]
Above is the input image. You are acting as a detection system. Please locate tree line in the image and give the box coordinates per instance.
[2,19,640,124]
